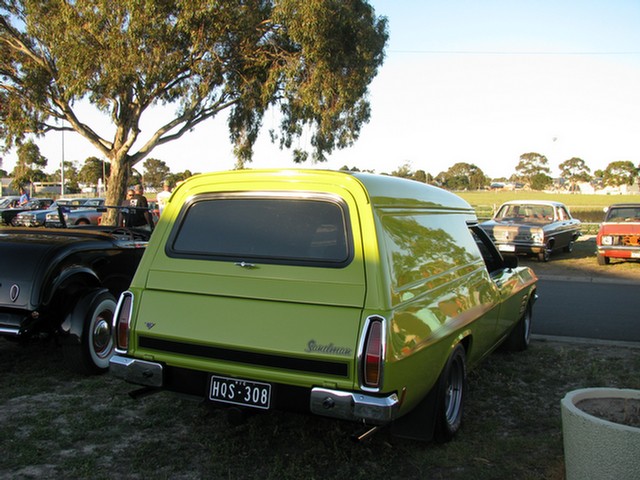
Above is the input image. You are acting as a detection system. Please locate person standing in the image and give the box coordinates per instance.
[119,185,153,229]
[18,186,30,206]
[118,189,135,227]
[156,181,172,215]
[131,184,153,228]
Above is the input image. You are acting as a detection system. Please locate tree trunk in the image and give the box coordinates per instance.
[101,152,130,226]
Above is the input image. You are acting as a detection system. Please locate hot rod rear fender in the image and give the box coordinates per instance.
[59,287,110,343]
[42,266,101,309]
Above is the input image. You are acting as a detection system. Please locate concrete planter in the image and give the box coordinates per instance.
[561,388,640,480]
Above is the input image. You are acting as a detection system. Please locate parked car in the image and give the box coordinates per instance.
[0,198,54,226]
[110,169,538,442]
[596,203,640,265]
[0,208,151,374]
[44,198,106,227]
[0,196,21,209]
[480,200,581,262]
[12,198,85,227]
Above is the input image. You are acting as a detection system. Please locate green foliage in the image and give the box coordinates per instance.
[0,0,388,220]
[50,160,81,193]
[515,152,550,187]
[388,163,429,183]
[529,172,553,191]
[142,158,170,188]
[435,162,488,190]
[559,157,591,186]
[11,139,47,188]
[390,162,414,179]
[78,157,110,186]
[602,160,638,187]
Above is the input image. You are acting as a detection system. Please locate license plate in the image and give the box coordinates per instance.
[208,375,271,410]
[498,244,516,252]
[631,252,640,258]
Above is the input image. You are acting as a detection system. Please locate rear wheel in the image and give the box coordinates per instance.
[434,344,467,442]
[502,303,532,352]
[63,290,116,374]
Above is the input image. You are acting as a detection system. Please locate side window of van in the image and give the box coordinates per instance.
[167,194,352,267]
[470,225,504,273]
[379,212,482,288]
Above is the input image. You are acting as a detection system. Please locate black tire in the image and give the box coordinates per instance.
[502,303,532,352]
[597,253,610,266]
[434,344,467,443]
[63,290,116,374]
[563,241,574,253]
[537,247,550,262]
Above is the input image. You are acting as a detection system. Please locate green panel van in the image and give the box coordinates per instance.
[110,169,537,442]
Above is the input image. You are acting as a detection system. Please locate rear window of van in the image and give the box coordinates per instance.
[167,194,352,267]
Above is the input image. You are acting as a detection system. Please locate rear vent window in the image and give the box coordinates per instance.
[168,195,352,267]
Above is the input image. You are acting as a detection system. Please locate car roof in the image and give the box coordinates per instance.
[607,203,640,208]
[499,200,567,207]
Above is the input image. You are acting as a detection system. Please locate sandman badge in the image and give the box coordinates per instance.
[305,340,352,356]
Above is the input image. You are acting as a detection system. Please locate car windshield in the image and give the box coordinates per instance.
[495,204,555,224]
[606,207,640,222]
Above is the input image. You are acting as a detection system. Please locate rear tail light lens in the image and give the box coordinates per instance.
[362,318,384,389]
[114,292,133,351]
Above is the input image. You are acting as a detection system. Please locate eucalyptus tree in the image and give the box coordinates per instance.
[602,161,638,188]
[515,152,551,187]
[440,162,488,191]
[78,156,111,187]
[142,157,170,189]
[559,157,592,192]
[1,0,388,223]
[11,139,47,192]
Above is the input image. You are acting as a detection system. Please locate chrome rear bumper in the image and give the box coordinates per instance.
[109,355,164,387]
[310,387,400,425]
[110,355,401,424]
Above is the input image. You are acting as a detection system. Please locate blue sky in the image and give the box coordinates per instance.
[4,0,640,179]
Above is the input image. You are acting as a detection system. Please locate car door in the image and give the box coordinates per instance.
[553,205,576,249]
[470,225,526,340]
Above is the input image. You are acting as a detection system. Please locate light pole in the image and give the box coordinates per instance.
[60,120,65,196]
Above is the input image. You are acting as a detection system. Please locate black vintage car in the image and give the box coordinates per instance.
[0,217,151,374]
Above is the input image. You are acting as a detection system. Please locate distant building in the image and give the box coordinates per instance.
[1,178,19,196]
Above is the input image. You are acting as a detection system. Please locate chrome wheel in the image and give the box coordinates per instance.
[434,344,467,442]
[87,296,116,369]
[444,354,465,426]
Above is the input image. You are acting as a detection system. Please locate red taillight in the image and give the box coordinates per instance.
[115,293,132,350]
[363,320,383,388]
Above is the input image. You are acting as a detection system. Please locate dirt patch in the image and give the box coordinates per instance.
[519,236,640,283]
[576,398,640,428]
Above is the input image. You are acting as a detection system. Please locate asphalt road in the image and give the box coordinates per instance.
[531,276,640,343]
